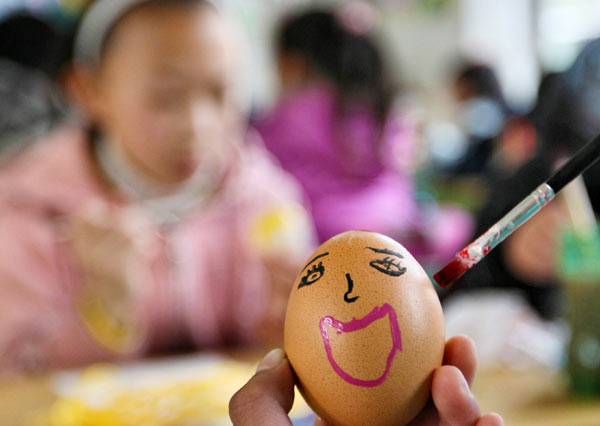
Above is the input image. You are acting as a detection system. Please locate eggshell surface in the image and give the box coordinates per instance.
[284,231,445,426]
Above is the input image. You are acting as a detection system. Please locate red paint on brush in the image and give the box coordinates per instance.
[433,256,469,288]
[434,243,492,288]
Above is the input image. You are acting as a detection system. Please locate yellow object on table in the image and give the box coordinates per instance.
[26,354,312,426]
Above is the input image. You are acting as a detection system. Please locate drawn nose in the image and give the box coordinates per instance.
[344,273,359,303]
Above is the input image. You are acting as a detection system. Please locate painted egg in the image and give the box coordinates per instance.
[284,231,445,426]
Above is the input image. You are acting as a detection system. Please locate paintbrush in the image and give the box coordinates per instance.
[434,132,600,288]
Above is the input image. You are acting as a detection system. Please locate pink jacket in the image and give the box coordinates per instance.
[256,83,474,264]
[255,83,419,243]
[0,126,310,372]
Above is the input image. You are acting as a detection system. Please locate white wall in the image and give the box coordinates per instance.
[537,0,600,71]
[458,0,539,111]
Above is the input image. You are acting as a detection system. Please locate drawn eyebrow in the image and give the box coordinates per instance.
[366,247,404,258]
[302,252,329,271]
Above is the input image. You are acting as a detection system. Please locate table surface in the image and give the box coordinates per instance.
[473,367,600,426]
[1,358,600,426]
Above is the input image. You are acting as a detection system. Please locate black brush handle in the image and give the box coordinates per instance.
[547,133,600,193]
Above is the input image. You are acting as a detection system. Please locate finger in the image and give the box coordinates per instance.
[77,199,112,228]
[432,365,481,426]
[229,349,295,426]
[442,335,477,385]
[118,207,155,249]
[475,413,504,426]
[313,416,329,426]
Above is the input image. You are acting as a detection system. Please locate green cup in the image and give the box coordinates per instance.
[560,228,600,397]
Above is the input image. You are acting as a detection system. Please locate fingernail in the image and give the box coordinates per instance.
[458,372,474,399]
[314,416,329,426]
[256,348,285,372]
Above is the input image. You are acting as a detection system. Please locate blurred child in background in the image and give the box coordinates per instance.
[256,4,417,244]
[448,38,600,320]
[0,0,313,373]
[448,63,512,177]
[450,62,537,183]
[255,3,473,265]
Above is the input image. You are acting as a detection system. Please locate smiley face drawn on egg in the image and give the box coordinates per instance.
[295,246,407,387]
[284,231,445,426]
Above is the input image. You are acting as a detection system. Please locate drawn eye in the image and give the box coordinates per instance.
[369,256,406,277]
[298,262,325,288]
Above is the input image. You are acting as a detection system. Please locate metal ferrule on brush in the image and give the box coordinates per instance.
[470,183,556,262]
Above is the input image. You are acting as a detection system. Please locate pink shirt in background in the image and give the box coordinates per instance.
[256,83,473,264]
[0,126,311,372]
[256,83,419,242]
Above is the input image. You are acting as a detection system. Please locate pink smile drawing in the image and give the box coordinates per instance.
[320,303,403,387]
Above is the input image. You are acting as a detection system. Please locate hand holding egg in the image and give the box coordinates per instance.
[230,230,504,425]
[231,230,503,426]
[284,231,445,426]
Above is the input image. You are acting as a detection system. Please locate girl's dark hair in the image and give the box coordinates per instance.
[276,9,393,122]
[0,12,66,79]
[454,63,507,109]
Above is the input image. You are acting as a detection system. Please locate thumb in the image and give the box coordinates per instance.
[433,365,481,426]
[229,348,295,426]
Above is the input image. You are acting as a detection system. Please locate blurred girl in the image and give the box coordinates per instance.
[256,4,472,262]
[256,6,417,242]
[0,0,312,372]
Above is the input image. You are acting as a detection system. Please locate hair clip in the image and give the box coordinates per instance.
[335,1,377,36]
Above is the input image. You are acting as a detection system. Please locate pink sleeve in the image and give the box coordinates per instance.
[0,203,148,372]
[183,140,316,348]
[223,142,315,344]
[179,211,273,348]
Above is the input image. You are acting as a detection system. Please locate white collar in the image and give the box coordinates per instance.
[95,137,218,225]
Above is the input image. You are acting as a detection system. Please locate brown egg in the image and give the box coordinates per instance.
[284,231,445,426]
